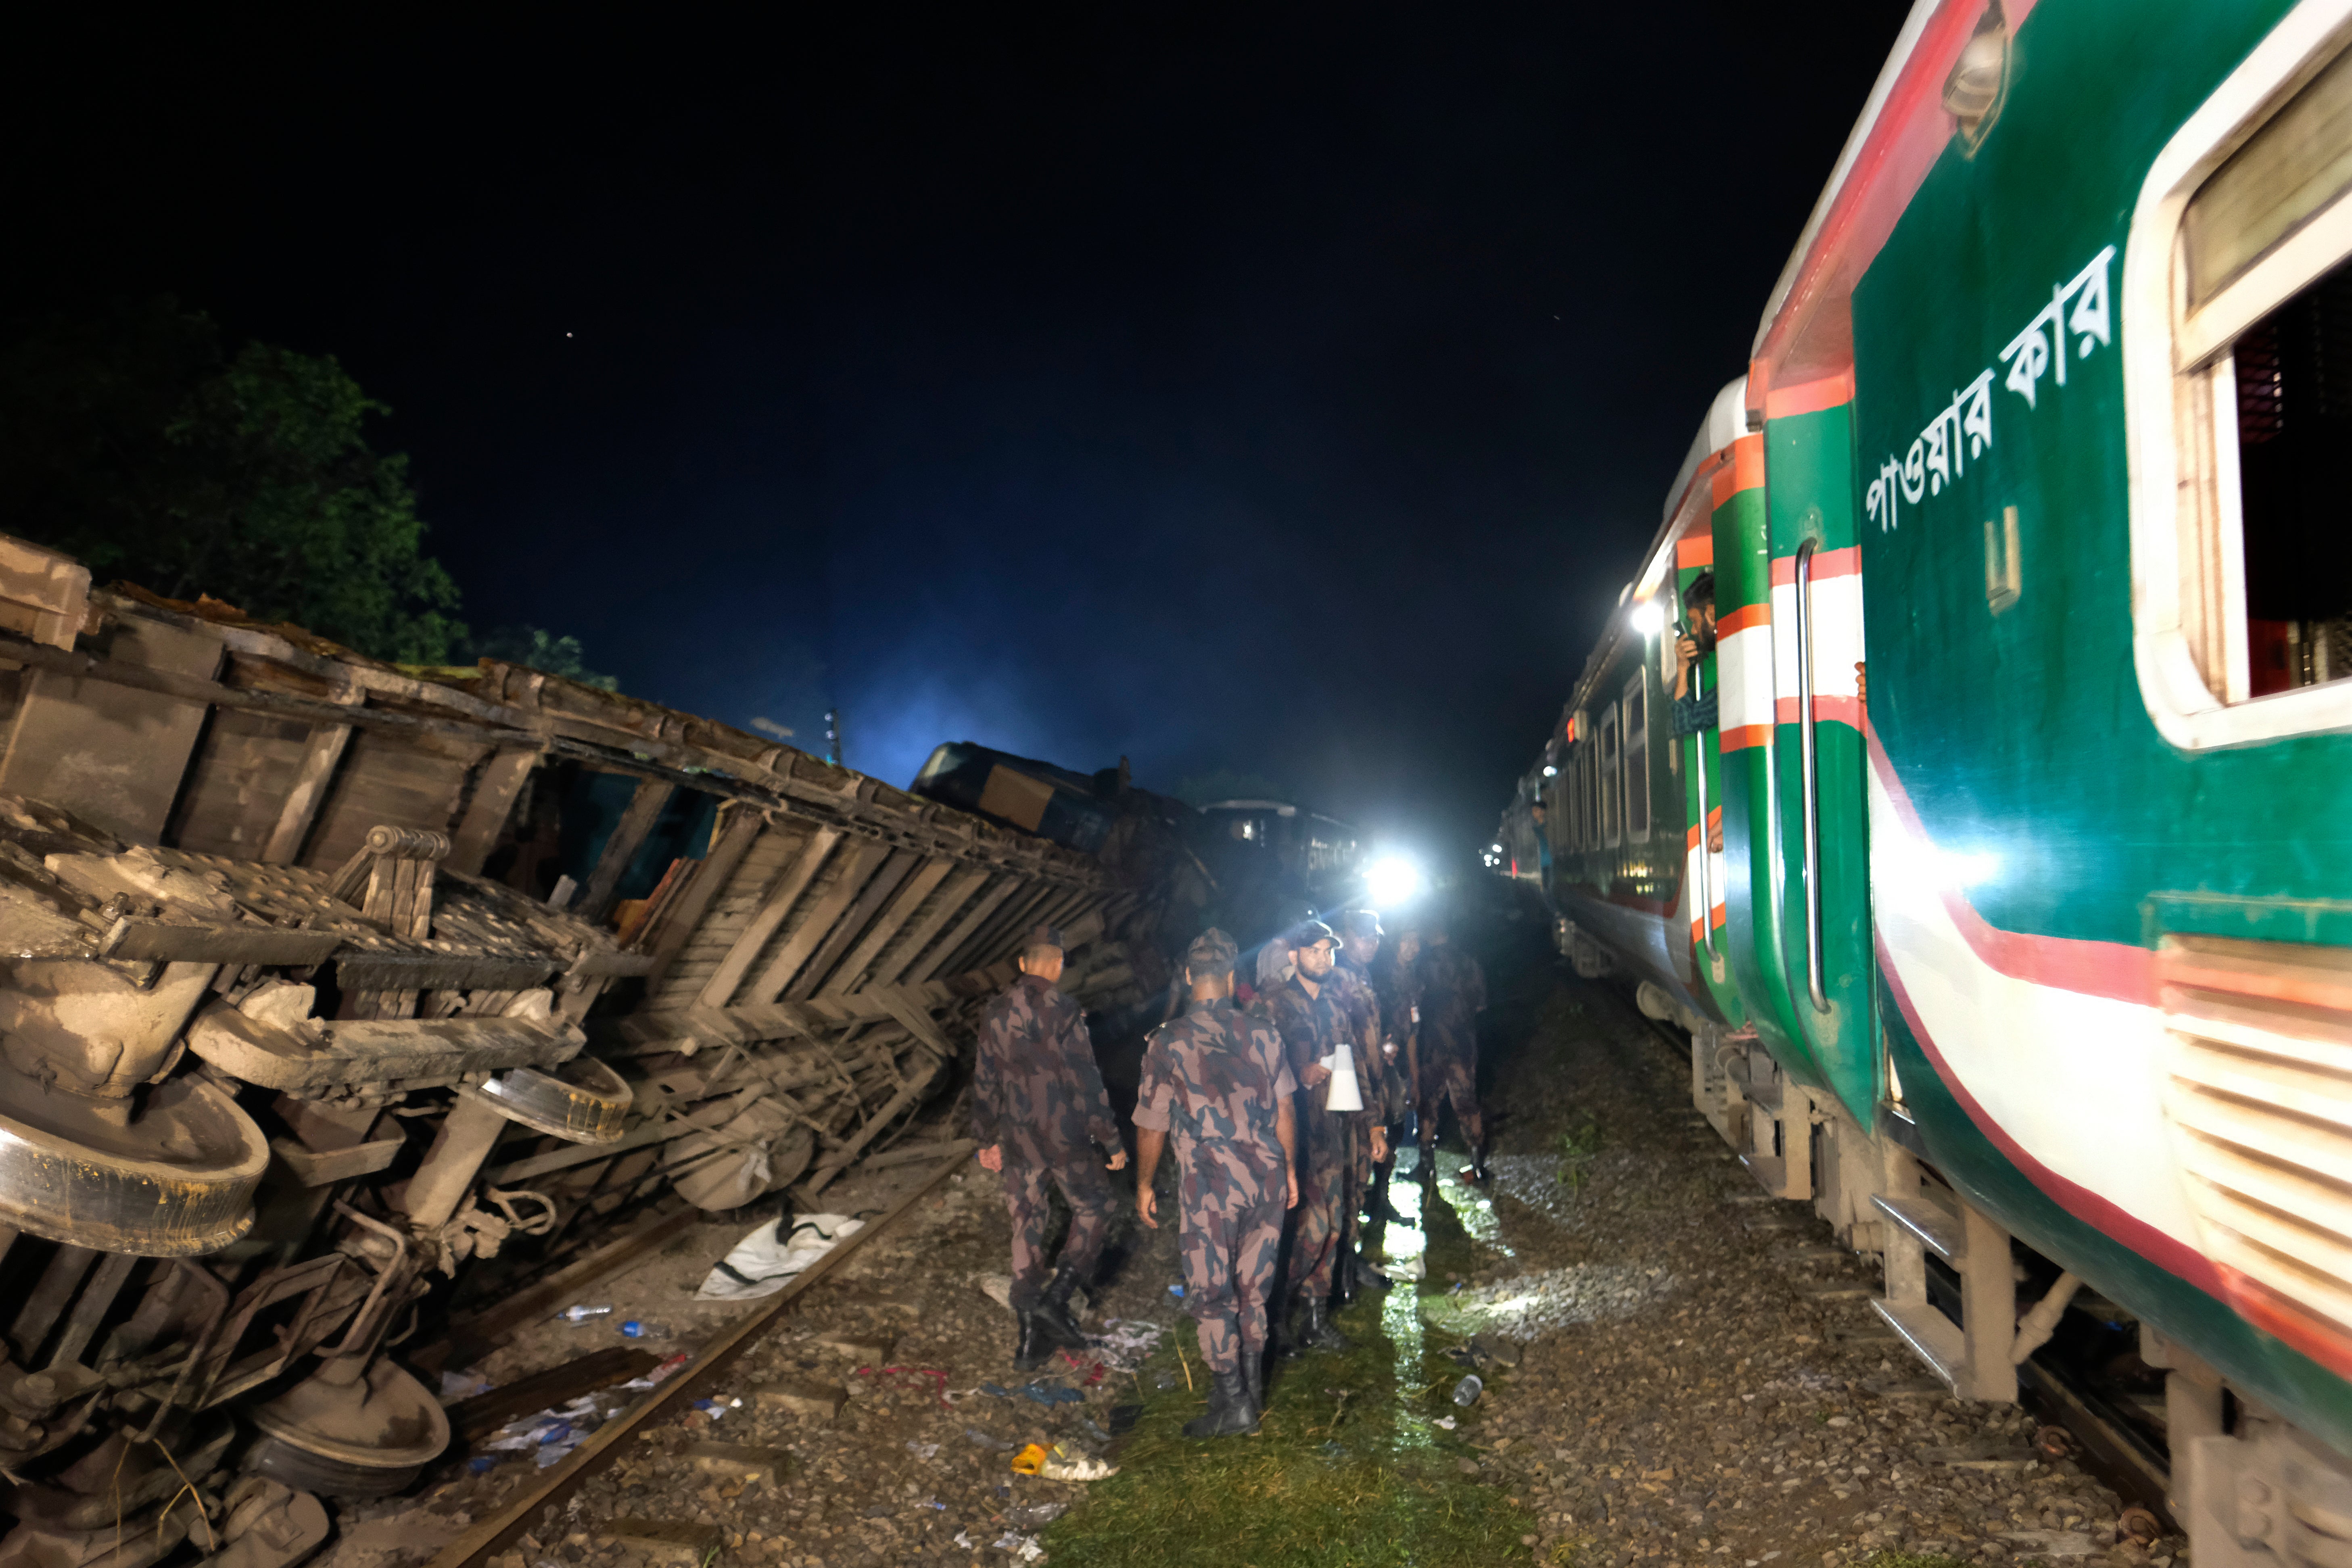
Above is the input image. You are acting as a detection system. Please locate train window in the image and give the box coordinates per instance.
[2130,16,2352,745]
[1623,680,1650,839]
[1599,710,1621,847]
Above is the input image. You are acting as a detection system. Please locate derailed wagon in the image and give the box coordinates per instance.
[0,536,1168,1568]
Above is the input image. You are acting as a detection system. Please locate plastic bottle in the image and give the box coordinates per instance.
[1452,1374,1483,1406]
[558,1305,613,1325]
[620,1320,673,1340]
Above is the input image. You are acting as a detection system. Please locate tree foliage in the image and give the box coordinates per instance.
[465,625,619,690]
[0,301,464,663]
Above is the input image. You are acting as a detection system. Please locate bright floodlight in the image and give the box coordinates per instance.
[1630,599,1665,636]
[1366,856,1421,908]
[1542,764,1558,777]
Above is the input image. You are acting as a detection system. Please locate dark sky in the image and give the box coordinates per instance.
[8,6,1905,864]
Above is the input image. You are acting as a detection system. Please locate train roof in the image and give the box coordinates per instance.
[1750,0,2034,405]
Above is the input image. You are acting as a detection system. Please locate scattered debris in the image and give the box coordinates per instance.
[695,1215,867,1301]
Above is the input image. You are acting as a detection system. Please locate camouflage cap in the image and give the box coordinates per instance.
[1024,923,1068,951]
[1337,909,1383,938]
[1288,919,1340,952]
[1184,927,1239,976]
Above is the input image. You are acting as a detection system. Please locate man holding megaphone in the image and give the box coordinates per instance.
[1268,921,1387,1356]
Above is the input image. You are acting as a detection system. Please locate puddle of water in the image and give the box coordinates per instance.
[1425,1148,1516,1257]
[1381,1148,1432,1449]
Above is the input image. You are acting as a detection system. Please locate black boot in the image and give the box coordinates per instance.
[1333,1253,1359,1308]
[1301,1297,1350,1353]
[1013,1310,1053,1372]
[1183,1369,1256,1438]
[1241,1348,1264,1421]
[1037,1262,1086,1346]
[1351,1252,1391,1292]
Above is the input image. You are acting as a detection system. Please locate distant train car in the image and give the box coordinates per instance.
[1502,2,2352,1554]
[909,741,1120,854]
[1197,799,1364,897]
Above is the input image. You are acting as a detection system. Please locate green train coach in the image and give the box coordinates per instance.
[1500,0,2352,1554]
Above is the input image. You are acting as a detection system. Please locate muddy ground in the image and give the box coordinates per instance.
[321,900,2188,1568]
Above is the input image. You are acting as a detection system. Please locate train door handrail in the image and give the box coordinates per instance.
[1794,538,1829,1012]
[1693,660,1715,962]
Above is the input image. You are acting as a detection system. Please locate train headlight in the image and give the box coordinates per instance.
[1366,856,1421,908]
[1630,599,1665,637]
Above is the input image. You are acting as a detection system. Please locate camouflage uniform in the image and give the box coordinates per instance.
[1329,951,1385,1244]
[1132,995,1295,1374]
[1269,971,1370,1299]
[971,971,1121,1311]
[1372,949,1422,1123]
[1414,942,1487,1152]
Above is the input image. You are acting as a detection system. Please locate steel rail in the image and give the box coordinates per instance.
[1793,539,1829,1013]
[424,1148,971,1568]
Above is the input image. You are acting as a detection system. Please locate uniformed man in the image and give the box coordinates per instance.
[972,923,1129,1370]
[1131,928,1299,1437]
[1331,909,1395,1301]
[1414,916,1490,1183]
[1269,921,1386,1353]
[1370,921,1424,1219]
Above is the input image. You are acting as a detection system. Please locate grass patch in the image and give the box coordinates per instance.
[1043,1325,1529,1566]
[1554,1117,1602,1192]
[1046,1184,1533,1566]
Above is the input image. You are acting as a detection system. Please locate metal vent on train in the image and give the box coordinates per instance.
[2161,933,2352,1378]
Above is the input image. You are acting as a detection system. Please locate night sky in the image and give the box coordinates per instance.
[8,7,1904,864]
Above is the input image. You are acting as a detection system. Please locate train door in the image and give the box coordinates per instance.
[1675,529,1744,1028]
[1712,436,1828,1086]
[1762,386,1875,1123]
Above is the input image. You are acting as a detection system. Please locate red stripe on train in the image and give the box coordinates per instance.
[1770,545,1861,586]
[1876,931,2223,1299]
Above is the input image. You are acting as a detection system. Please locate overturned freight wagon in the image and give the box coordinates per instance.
[0,537,1162,1568]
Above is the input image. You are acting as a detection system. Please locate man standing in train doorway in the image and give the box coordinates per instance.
[1414,914,1489,1184]
[1132,928,1298,1437]
[972,924,1129,1370]
[1271,921,1385,1353]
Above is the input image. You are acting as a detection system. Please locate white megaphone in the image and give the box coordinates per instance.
[1321,1047,1364,1113]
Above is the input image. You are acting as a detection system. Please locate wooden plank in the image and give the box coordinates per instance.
[853,1138,975,1173]
[873,988,953,1057]
[903,876,1022,986]
[580,777,677,923]
[800,1061,944,1196]
[260,719,357,864]
[932,881,1058,981]
[448,747,542,876]
[866,865,989,988]
[642,808,767,996]
[698,827,840,1008]
[785,849,921,1000]
[741,838,893,1006]
[821,857,955,996]
[424,1153,967,1568]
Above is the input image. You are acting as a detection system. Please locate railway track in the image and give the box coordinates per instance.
[1621,994,2177,1540]
[424,1150,971,1568]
